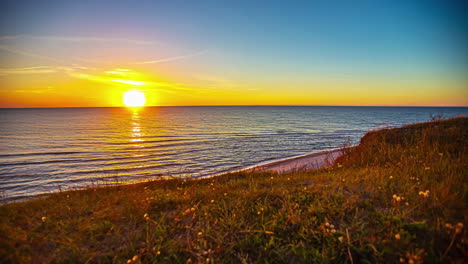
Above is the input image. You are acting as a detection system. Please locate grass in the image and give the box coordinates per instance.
[0,117,467,263]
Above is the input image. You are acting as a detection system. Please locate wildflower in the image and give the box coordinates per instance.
[157,251,161,255]
[191,207,195,211]
[455,222,464,234]
[210,199,215,203]
[424,167,430,170]
[418,190,429,198]
[224,193,227,196]
[143,213,150,221]
[257,211,261,215]
[270,177,274,180]
[337,163,343,168]
[338,236,344,242]
[206,258,210,263]
[393,194,404,203]
[445,223,453,229]
[395,233,401,240]
[41,217,47,222]
[183,208,191,215]
[287,177,290,181]
[389,176,393,179]
[197,232,203,236]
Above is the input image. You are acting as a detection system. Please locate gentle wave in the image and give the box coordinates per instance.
[1,106,467,202]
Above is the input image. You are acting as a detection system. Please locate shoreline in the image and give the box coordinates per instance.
[244,148,344,173]
[1,148,347,204]
[187,147,348,180]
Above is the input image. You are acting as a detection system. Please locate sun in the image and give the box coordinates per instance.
[123,90,146,107]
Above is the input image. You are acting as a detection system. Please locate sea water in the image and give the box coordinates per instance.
[1,106,466,201]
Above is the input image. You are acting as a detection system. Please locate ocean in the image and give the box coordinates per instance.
[1,106,466,202]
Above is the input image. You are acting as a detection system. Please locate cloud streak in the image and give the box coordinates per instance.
[0,35,154,45]
[0,66,58,76]
[132,50,207,65]
[0,45,64,63]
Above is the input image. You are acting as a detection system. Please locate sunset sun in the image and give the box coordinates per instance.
[123,90,146,107]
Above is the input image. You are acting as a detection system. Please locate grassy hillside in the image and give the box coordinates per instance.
[0,117,467,263]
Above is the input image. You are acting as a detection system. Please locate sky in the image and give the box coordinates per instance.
[0,0,467,107]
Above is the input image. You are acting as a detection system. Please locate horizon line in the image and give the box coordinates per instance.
[1,104,467,109]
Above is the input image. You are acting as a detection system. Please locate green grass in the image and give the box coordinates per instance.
[0,117,467,263]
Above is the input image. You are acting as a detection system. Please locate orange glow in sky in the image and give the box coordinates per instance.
[0,2,467,107]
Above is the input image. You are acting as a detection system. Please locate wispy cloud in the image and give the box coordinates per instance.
[0,45,63,63]
[0,35,154,45]
[132,50,207,65]
[0,66,58,76]
[0,66,94,76]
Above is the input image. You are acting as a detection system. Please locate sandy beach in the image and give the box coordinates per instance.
[247,148,344,173]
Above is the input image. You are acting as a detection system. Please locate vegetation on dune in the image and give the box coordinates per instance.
[0,117,467,263]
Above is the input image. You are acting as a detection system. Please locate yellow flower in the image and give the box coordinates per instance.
[395,233,401,240]
[418,190,429,198]
[41,217,47,222]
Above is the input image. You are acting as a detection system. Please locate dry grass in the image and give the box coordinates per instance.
[0,117,466,263]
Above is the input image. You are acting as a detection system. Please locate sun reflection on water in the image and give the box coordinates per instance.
[130,109,144,150]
